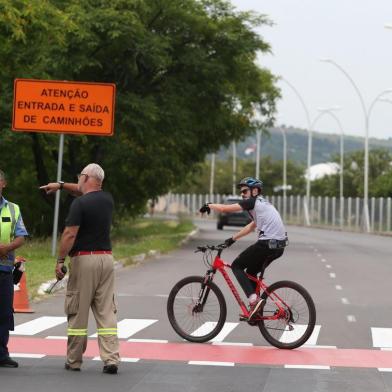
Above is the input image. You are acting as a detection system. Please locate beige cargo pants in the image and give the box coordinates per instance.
[64,254,120,368]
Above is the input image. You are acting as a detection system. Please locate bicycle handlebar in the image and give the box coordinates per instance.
[194,243,228,253]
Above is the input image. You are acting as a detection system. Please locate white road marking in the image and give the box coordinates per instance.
[303,345,337,349]
[379,368,392,372]
[10,353,46,358]
[127,338,168,343]
[371,328,392,348]
[189,361,234,367]
[321,258,326,262]
[329,273,336,278]
[285,365,330,370]
[280,325,321,346]
[326,264,331,269]
[45,336,67,340]
[92,356,140,362]
[317,253,322,257]
[212,342,253,346]
[347,315,356,322]
[11,316,67,336]
[90,319,158,338]
[191,322,238,342]
[121,357,141,363]
[335,285,342,290]
[341,298,350,305]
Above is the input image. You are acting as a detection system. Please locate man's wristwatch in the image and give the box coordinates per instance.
[58,181,65,190]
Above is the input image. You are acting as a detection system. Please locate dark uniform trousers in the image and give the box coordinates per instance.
[0,271,14,360]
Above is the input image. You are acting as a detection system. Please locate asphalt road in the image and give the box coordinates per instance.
[2,219,392,392]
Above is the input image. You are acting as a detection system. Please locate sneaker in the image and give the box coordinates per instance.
[0,357,18,368]
[248,298,264,320]
[64,363,81,371]
[103,364,118,374]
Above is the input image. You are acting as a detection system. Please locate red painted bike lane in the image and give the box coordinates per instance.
[9,337,392,369]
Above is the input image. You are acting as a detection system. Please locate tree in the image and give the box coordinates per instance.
[310,149,392,197]
[0,0,279,235]
[173,156,305,195]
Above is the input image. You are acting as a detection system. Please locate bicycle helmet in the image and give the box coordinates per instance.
[237,176,263,190]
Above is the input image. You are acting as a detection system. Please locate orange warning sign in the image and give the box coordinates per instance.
[12,79,116,136]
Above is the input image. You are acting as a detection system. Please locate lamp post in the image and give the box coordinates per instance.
[255,130,262,179]
[320,58,392,232]
[281,78,312,225]
[278,127,288,220]
[316,108,345,227]
[209,153,215,200]
[232,141,237,195]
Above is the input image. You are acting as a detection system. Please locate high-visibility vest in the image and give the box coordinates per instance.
[0,201,20,270]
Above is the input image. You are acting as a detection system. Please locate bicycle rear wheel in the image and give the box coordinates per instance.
[258,280,316,349]
[167,276,227,343]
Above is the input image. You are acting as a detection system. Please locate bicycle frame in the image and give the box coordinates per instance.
[207,251,289,321]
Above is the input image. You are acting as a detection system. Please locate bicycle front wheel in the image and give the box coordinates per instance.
[258,280,316,349]
[167,276,227,343]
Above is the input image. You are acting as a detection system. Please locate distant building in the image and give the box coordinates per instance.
[304,162,340,181]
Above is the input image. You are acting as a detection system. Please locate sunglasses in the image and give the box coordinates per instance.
[77,173,88,180]
[240,188,250,195]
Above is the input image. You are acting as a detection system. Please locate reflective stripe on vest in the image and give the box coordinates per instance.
[0,202,20,268]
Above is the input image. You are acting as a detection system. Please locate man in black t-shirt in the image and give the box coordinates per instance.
[41,163,119,374]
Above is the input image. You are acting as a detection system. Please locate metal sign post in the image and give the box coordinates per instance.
[51,133,64,256]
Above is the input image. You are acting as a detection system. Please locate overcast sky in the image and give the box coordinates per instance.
[230,0,392,140]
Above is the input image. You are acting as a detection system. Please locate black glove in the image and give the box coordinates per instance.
[224,237,236,247]
[199,203,211,215]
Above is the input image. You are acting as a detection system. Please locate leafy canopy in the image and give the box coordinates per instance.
[0,0,279,234]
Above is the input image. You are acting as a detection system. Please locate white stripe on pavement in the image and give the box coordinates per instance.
[10,353,46,358]
[127,338,168,343]
[212,342,253,346]
[11,316,67,336]
[280,325,321,346]
[90,319,158,338]
[371,328,392,348]
[285,365,330,370]
[191,322,238,342]
[189,361,235,367]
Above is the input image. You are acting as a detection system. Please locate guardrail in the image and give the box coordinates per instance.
[153,194,392,234]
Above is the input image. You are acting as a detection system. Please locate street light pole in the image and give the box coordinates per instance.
[278,127,287,220]
[317,108,345,227]
[255,129,262,179]
[209,153,215,200]
[281,78,312,225]
[319,59,392,232]
[232,141,237,195]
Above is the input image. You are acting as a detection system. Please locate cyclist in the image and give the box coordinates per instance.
[199,177,288,320]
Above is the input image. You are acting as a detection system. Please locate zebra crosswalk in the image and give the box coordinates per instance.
[11,316,392,349]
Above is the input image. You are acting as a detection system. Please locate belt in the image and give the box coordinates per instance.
[258,239,288,249]
[71,250,112,257]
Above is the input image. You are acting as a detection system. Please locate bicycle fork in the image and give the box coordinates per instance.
[193,270,215,313]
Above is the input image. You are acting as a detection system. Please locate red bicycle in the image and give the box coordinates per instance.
[167,243,316,349]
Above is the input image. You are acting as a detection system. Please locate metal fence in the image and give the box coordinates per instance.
[154,193,392,233]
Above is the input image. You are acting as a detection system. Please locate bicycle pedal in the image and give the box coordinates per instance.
[239,315,247,321]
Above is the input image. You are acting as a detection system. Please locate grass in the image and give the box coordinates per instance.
[20,217,195,298]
